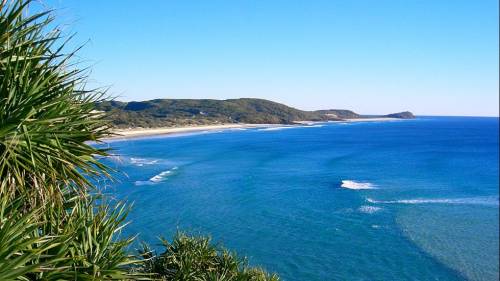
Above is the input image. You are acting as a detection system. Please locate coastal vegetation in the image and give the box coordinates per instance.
[96,99,414,129]
[136,233,279,280]
[96,98,340,128]
[0,1,278,280]
[383,111,415,119]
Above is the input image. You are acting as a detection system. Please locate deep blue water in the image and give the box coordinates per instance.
[100,117,499,281]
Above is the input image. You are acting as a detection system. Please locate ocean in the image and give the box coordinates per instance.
[100,117,499,281]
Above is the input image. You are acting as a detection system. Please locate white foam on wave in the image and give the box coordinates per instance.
[258,126,294,131]
[341,180,376,190]
[358,205,382,214]
[130,157,159,166]
[107,155,161,166]
[149,170,172,182]
[366,197,499,206]
[134,166,179,186]
[258,124,325,131]
[134,180,155,186]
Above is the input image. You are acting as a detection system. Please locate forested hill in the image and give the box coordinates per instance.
[95,98,413,128]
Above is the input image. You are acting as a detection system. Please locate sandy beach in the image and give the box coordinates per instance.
[104,117,402,140]
[104,118,402,140]
[106,123,275,140]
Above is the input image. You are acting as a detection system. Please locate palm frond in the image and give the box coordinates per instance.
[0,0,113,206]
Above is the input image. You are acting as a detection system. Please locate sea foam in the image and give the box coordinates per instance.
[134,166,178,186]
[341,180,376,190]
[358,205,382,214]
[149,170,172,182]
[130,157,159,166]
[366,197,499,206]
[258,126,295,131]
[258,125,324,131]
[107,155,160,166]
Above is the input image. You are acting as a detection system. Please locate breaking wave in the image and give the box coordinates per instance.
[258,126,295,131]
[341,180,376,190]
[366,196,499,206]
[134,167,178,186]
[106,155,162,167]
[130,157,159,166]
[149,170,172,182]
[258,125,325,131]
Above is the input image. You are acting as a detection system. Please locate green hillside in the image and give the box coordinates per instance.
[315,109,361,119]
[96,98,335,128]
[384,111,415,119]
[96,98,413,128]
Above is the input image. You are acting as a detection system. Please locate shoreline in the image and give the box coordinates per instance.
[104,118,402,141]
[104,123,276,140]
[294,117,399,125]
[344,117,399,122]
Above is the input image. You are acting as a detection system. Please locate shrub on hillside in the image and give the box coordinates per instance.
[136,233,279,281]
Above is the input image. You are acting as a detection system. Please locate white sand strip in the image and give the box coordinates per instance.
[105,123,275,140]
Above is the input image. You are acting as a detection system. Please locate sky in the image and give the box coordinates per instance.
[44,0,498,116]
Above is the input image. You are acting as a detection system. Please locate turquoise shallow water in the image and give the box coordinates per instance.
[100,117,499,281]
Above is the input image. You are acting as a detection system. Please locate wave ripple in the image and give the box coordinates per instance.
[358,205,382,214]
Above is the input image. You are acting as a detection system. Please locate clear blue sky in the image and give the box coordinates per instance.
[45,0,498,116]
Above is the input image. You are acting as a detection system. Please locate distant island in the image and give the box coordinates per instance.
[96,98,414,129]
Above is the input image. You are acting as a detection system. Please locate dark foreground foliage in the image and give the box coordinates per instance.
[1,0,137,279]
[136,233,279,281]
